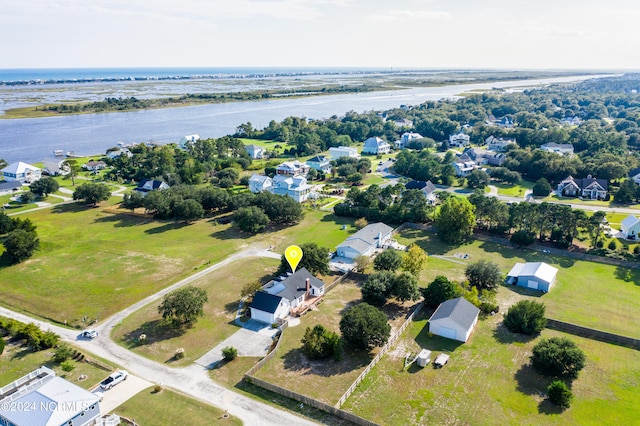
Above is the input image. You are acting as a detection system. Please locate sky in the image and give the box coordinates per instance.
[1,0,640,70]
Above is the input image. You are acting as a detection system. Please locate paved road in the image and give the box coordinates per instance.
[0,247,317,426]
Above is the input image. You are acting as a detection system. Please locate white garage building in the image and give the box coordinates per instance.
[506,262,558,293]
[428,297,480,343]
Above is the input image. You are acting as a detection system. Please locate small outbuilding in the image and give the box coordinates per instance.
[416,349,432,368]
[428,297,480,343]
[506,262,558,292]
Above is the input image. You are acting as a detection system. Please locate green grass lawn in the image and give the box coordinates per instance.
[396,229,640,338]
[112,257,280,365]
[342,309,640,425]
[0,338,113,392]
[113,387,242,425]
[494,180,534,197]
[362,174,386,186]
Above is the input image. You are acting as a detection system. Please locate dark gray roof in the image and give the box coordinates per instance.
[405,180,436,194]
[429,297,480,331]
[629,167,640,178]
[0,181,22,191]
[250,291,282,314]
[307,156,327,163]
[274,268,324,302]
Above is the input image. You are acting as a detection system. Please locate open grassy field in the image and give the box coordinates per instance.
[253,276,418,405]
[112,257,280,365]
[342,309,640,425]
[113,387,242,425]
[396,229,640,339]
[0,202,354,326]
[494,179,534,197]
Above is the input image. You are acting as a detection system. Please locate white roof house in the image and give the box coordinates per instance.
[621,215,640,240]
[429,297,480,342]
[1,162,41,183]
[485,136,516,152]
[329,146,359,159]
[336,222,393,259]
[395,132,424,149]
[540,143,574,156]
[248,174,273,194]
[245,144,265,159]
[271,175,311,203]
[0,366,101,426]
[506,262,558,293]
[362,137,391,155]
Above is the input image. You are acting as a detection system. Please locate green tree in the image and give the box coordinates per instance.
[548,380,573,408]
[0,212,14,234]
[301,324,342,360]
[278,242,330,275]
[2,229,39,263]
[340,303,390,351]
[354,255,371,273]
[466,169,490,189]
[465,259,503,290]
[532,178,552,197]
[586,211,607,248]
[19,191,35,204]
[361,271,395,306]
[158,286,208,327]
[72,183,111,205]
[30,177,60,198]
[373,249,403,272]
[531,337,586,380]
[233,206,269,233]
[510,230,535,247]
[53,343,74,363]
[391,272,421,303]
[122,191,145,211]
[62,160,81,186]
[435,197,476,243]
[614,179,640,204]
[173,199,204,223]
[422,276,461,307]
[0,337,4,354]
[503,300,547,335]
[401,244,428,276]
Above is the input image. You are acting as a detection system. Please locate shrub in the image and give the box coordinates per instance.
[222,346,238,361]
[531,337,586,380]
[0,338,4,354]
[465,259,503,290]
[479,301,499,315]
[634,245,640,255]
[53,344,74,363]
[60,360,75,372]
[422,276,462,307]
[153,384,163,393]
[373,249,403,272]
[548,380,573,408]
[301,325,342,360]
[607,240,617,250]
[504,300,547,335]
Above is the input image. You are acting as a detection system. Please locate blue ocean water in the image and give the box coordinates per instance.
[0,67,410,84]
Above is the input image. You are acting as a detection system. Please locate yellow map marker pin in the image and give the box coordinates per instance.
[285,245,303,273]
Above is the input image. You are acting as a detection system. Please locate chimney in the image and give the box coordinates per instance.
[306,278,310,297]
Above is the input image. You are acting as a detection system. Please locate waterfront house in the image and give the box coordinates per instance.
[82,160,107,171]
[179,134,200,149]
[106,148,133,159]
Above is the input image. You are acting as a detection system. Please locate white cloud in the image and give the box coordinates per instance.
[367,9,451,22]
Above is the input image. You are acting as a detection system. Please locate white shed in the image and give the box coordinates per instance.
[416,349,432,368]
[428,297,480,343]
[506,262,558,293]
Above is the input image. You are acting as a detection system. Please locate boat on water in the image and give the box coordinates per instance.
[53,149,64,156]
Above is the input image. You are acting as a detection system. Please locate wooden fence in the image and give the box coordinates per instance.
[546,318,640,350]
[334,302,423,408]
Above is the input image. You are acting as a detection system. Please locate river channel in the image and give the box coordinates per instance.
[0,75,606,164]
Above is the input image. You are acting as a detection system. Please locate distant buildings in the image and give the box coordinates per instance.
[405,180,437,204]
[452,154,476,177]
[249,160,312,203]
[395,132,424,149]
[179,134,200,149]
[134,179,170,197]
[306,156,332,173]
[485,136,516,152]
[245,144,265,159]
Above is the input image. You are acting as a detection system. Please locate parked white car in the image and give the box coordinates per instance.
[79,329,98,339]
[100,370,128,390]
